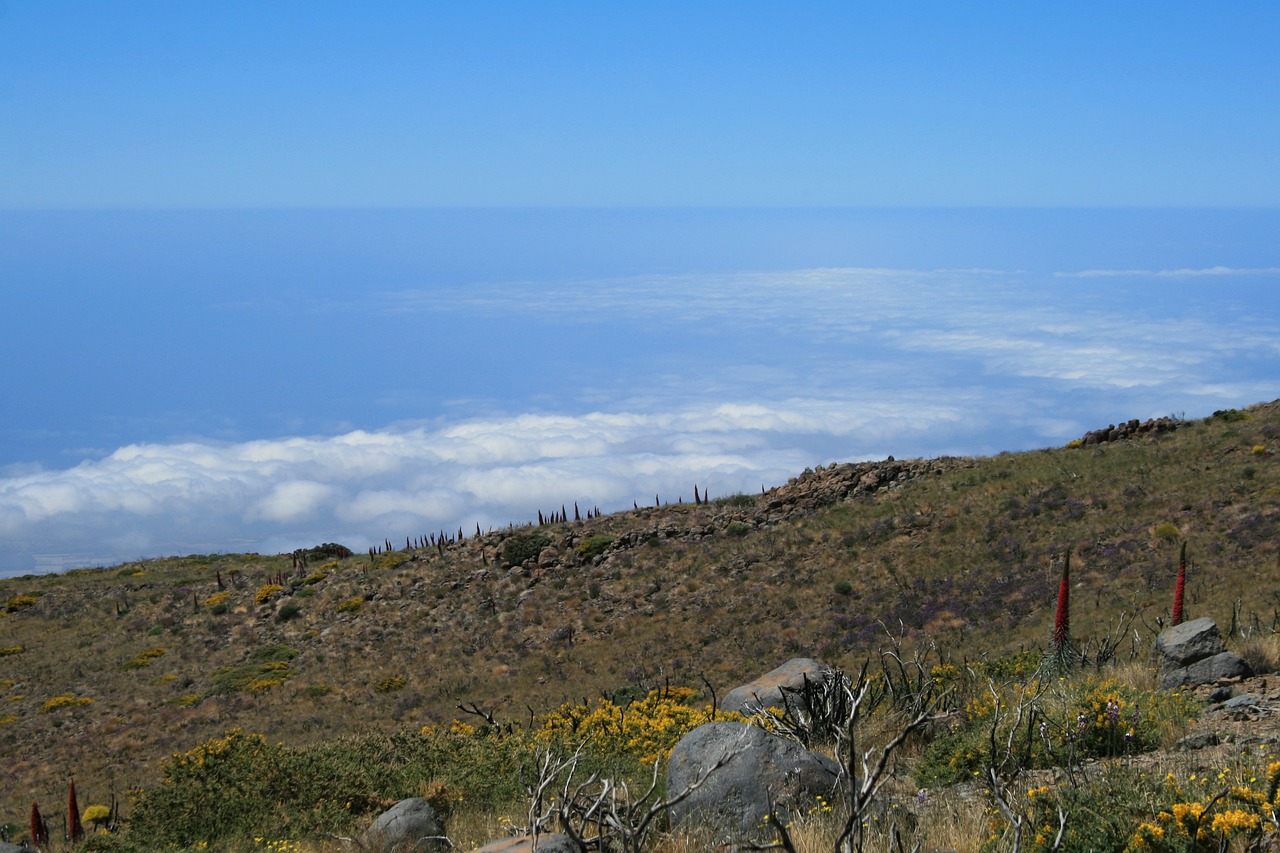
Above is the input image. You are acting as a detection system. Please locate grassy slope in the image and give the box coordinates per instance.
[0,401,1276,830]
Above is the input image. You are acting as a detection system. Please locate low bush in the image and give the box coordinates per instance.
[574,534,615,560]
[916,675,1200,787]
[501,531,551,567]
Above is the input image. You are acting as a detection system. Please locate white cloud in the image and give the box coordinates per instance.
[1056,266,1280,278]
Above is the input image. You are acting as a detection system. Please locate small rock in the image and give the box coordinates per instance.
[1207,686,1234,703]
[469,833,583,853]
[363,798,448,853]
[1175,732,1220,750]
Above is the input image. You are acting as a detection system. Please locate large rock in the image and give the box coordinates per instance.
[1161,651,1253,689]
[721,658,836,715]
[469,833,583,853]
[666,721,840,839]
[1152,618,1227,668]
[363,798,448,852]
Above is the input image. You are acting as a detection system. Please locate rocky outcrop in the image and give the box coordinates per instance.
[721,658,837,715]
[1153,618,1252,689]
[363,798,448,852]
[666,722,840,840]
[1079,417,1182,447]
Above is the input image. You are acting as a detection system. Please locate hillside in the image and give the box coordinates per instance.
[1,400,1277,835]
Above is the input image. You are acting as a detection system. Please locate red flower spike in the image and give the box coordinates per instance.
[31,801,48,848]
[1172,541,1187,626]
[1052,551,1071,647]
[68,779,84,843]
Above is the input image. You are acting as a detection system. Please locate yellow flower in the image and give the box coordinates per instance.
[1210,809,1259,835]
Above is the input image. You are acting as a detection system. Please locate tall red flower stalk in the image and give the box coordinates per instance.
[31,801,48,848]
[68,779,84,843]
[1172,541,1187,625]
[1053,550,1071,647]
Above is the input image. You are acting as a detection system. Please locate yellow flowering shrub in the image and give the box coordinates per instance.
[40,693,94,713]
[81,804,111,825]
[255,584,284,605]
[204,591,232,606]
[123,647,168,669]
[0,645,24,656]
[536,687,744,765]
[336,596,364,613]
[4,594,37,613]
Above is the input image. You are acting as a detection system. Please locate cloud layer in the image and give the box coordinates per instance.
[3,264,1277,576]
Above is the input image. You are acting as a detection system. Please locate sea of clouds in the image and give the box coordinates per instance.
[2,264,1277,576]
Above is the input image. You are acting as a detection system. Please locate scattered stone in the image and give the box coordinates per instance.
[721,658,836,715]
[0,843,27,853]
[1222,694,1261,709]
[1175,732,1220,751]
[363,798,448,853]
[1207,686,1235,703]
[667,721,840,840]
[469,833,583,853]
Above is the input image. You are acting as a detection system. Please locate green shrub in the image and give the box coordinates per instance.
[574,534,615,560]
[726,521,751,537]
[275,601,302,623]
[715,493,757,508]
[501,530,551,567]
[833,580,853,596]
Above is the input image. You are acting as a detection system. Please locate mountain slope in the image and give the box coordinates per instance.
[1,400,1276,830]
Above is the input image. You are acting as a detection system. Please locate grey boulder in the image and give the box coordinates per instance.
[1152,618,1227,668]
[721,658,836,715]
[1160,651,1252,689]
[666,721,840,839]
[364,798,448,852]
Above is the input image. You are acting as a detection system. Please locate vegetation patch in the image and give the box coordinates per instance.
[39,693,94,714]
[211,645,298,694]
[4,595,37,613]
[255,584,285,605]
[121,647,167,670]
[501,530,551,567]
[574,534,615,560]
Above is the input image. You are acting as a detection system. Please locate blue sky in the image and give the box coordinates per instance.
[2,3,1278,207]
[1,5,1279,574]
